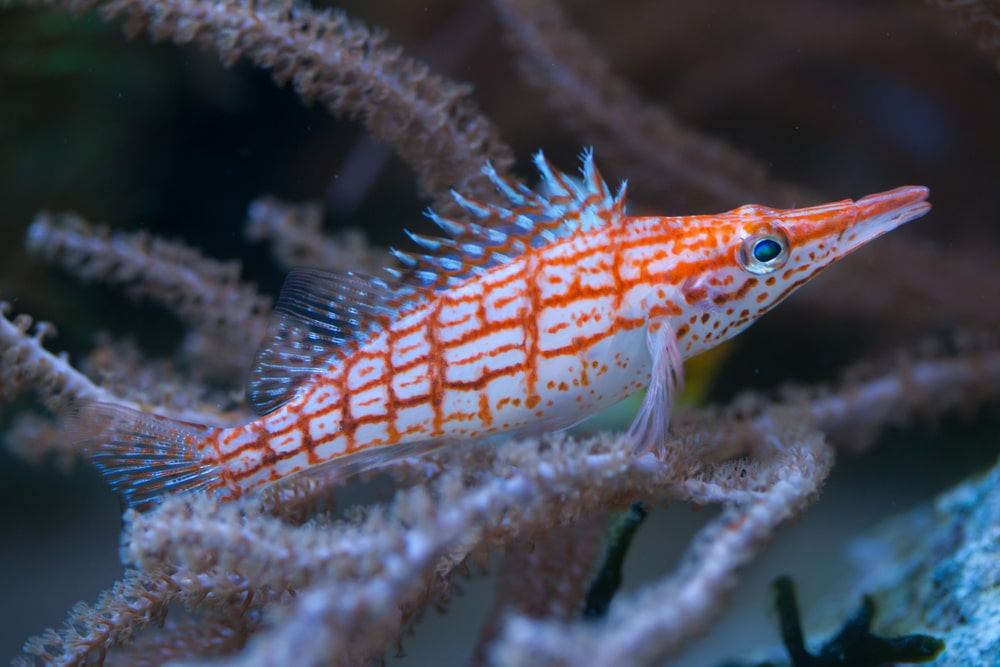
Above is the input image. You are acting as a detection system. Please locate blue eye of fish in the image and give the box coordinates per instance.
[753,238,783,263]
[739,231,790,274]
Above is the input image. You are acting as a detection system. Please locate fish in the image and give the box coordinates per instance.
[64,150,931,509]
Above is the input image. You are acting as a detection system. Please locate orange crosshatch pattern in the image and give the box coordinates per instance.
[66,151,931,509]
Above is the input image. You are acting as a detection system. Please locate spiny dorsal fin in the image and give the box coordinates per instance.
[249,151,625,413]
[392,149,628,289]
[247,269,416,415]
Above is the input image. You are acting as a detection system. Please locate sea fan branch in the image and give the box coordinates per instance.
[0,304,111,410]
[27,212,272,383]
[490,430,832,667]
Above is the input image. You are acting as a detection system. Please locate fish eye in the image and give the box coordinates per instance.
[753,238,782,262]
[739,231,790,274]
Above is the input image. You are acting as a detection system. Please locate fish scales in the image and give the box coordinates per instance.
[65,150,932,509]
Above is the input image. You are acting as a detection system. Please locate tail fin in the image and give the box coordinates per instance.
[63,400,219,510]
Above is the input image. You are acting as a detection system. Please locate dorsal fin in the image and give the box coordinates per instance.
[392,149,628,289]
[247,269,415,415]
[248,151,626,413]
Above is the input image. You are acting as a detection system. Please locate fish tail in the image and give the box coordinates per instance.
[63,400,221,510]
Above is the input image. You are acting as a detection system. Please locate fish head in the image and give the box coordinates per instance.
[674,186,931,356]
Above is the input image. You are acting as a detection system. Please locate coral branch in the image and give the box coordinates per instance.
[101,609,259,667]
[27,212,271,382]
[107,415,832,666]
[19,570,191,667]
[0,304,112,410]
[490,431,833,667]
[758,334,1000,452]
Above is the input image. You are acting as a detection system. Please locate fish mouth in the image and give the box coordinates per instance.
[849,185,931,246]
[780,185,931,262]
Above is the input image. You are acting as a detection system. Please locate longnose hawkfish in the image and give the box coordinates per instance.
[66,150,931,509]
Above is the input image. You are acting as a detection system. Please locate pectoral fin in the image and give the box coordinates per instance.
[627,318,684,455]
